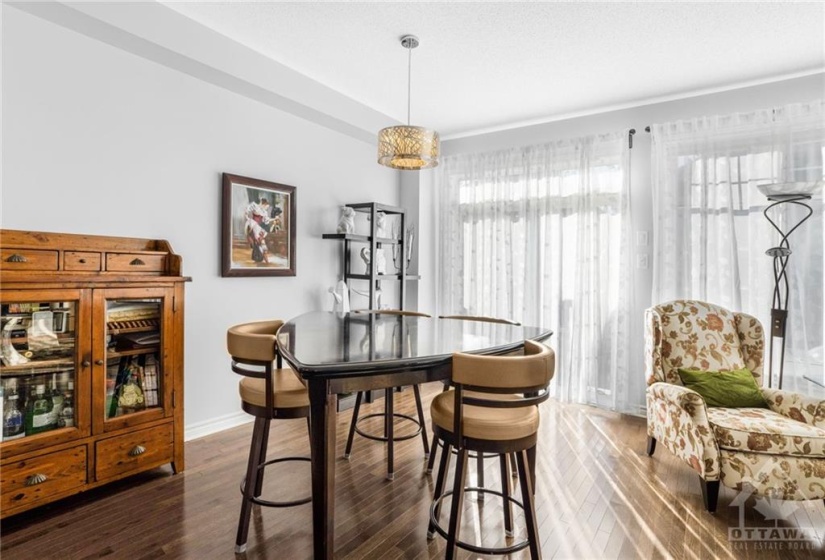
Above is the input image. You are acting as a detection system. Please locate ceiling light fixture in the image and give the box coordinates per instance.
[377,35,439,170]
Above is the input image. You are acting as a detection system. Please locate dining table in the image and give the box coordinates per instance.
[276,311,553,560]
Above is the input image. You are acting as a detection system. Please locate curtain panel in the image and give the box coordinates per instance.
[436,133,637,413]
[650,101,825,394]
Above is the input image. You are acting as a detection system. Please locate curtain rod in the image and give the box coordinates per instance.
[628,127,652,149]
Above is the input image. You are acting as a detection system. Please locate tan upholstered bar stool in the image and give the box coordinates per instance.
[227,320,311,554]
[428,340,555,560]
[344,309,431,480]
[427,315,523,495]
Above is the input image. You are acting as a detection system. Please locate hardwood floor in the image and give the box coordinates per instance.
[2,383,823,559]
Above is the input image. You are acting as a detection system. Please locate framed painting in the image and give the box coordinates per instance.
[221,173,297,277]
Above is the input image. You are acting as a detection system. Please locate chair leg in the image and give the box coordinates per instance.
[413,384,430,458]
[527,445,537,495]
[477,452,485,502]
[427,440,452,539]
[511,452,518,479]
[516,448,542,559]
[700,478,720,513]
[500,454,514,537]
[426,439,439,474]
[386,388,394,481]
[343,391,363,459]
[445,448,469,560]
[646,436,656,456]
[253,418,271,497]
[235,417,266,553]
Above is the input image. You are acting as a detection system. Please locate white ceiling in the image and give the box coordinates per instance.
[163,1,825,138]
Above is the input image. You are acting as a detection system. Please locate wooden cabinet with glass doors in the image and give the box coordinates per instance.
[0,230,188,518]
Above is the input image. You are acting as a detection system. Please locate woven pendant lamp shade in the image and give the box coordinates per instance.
[377,125,439,170]
[377,35,438,171]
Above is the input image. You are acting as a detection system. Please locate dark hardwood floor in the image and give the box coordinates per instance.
[2,383,823,559]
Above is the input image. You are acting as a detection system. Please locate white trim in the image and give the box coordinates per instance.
[443,68,825,140]
[184,410,252,442]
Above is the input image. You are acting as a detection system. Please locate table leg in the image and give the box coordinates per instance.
[308,378,337,560]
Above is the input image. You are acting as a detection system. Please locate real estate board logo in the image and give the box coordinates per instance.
[727,475,820,551]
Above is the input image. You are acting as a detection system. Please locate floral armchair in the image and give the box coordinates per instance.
[645,300,825,512]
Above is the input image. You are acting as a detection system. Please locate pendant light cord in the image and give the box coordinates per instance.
[407,44,412,125]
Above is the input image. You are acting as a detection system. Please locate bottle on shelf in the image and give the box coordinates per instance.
[49,374,64,428]
[25,383,56,436]
[2,380,25,441]
[60,380,74,428]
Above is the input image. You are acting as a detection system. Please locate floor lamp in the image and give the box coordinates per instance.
[759,181,822,389]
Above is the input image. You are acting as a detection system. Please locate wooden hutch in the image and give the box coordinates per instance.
[0,230,189,518]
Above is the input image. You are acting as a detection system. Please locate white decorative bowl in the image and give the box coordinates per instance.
[758,181,823,200]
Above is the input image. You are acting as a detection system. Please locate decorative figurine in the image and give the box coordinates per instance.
[1,318,29,366]
[328,280,351,313]
[367,211,387,238]
[336,207,355,234]
[360,247,386,274]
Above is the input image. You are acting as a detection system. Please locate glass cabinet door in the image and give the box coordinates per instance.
[95,288,172,432]
[1,291,88,448]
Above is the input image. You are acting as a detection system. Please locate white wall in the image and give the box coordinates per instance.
[1,7,399,437]
[428,74,824,409]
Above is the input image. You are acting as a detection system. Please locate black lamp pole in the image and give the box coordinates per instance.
[763,193,814,389]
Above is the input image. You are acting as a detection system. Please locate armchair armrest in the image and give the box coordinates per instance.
[646,382,720,479]
[761,388,825,427]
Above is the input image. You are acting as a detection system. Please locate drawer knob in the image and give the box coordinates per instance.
[79,258,87,264]
[129,258,146,266]
[95,359,105,366]
[6,254,27,263]
[129,445,146,457]
[25,473,48,486]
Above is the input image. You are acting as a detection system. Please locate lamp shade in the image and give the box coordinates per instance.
[758,181,823,200]
[377,125,439,170]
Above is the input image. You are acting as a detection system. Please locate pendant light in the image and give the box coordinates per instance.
[377,35,439,170]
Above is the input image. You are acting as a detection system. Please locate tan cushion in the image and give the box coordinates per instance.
[452,340,554,389]
[430,390,539,441]
[707,407,825,458]
[239,368,309,409]
[227,320,283,362]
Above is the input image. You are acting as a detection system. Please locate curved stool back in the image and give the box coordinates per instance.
[428,340,555,559]
[227,320,310,554]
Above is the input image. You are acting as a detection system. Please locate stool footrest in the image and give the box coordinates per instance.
[239,456,312,508]
[429,487,529,555]
[354,412,422,442]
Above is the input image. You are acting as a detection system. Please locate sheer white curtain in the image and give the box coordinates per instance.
[651,101,825,394]
[436,132,637,412]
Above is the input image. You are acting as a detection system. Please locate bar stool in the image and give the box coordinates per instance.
[344,309,431,480]
[428,340,555,559]
[227,320,311,554]
[427,315,523,498]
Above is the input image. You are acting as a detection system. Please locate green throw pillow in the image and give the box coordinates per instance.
[677,367,769,408]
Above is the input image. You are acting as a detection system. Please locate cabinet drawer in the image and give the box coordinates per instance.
[1,445,87,512]
[95,423,173,481]
[0,249,59,271]
[106,253,166,273]
[64,251,102,271]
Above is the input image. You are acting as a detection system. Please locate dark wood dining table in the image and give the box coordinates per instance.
[276,311,553,560]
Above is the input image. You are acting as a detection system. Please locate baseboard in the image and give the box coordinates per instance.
[184,411,253,442]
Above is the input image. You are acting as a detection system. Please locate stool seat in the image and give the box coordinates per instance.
[428,340,555,560]
[344,309,432,480]
[431,392,539,441]
[228,319,311,554]
[239,369,309,409]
